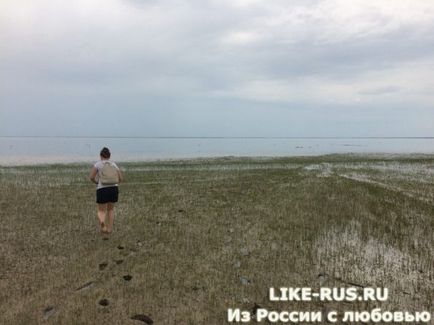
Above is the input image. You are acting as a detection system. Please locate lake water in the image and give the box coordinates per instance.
[1,136,434,165]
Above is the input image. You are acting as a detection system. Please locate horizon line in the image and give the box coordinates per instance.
[1,136,434,139]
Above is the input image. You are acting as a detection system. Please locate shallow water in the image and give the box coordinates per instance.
[1,136,434,165]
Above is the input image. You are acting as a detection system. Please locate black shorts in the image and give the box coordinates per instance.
[96,186,119,204]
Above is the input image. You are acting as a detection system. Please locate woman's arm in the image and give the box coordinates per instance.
[117,169,124,183]
[89,166,98,184]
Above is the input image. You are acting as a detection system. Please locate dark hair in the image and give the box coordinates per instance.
[100,147,111,159]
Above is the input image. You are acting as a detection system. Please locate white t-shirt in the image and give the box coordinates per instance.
[94,160,120,189]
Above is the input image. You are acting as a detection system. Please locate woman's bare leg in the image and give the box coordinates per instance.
[106,203,115,233]
[98,204,108,232]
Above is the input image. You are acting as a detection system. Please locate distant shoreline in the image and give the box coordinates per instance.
[1,135,434,139]
[2,152,434,167]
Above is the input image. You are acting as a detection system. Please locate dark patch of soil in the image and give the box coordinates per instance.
[99,262,108,270]
[99,299,109,307]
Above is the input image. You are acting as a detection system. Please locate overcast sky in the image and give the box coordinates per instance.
[1,0,434,137]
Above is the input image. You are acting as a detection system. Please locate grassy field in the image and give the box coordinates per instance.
[0,155,433,324]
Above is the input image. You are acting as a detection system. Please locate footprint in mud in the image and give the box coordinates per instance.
[42,306,56,320]
[131,314,154,324]
[123,275,133,282]
[317,272,328,285]
[76,281,95,291]
[251,303,262,317]
[239,276,250,285]
[99,262,108,271]
[99,299,109,307]
[115,259,124,265]
[240,248,250,256]
[191,285,205,291]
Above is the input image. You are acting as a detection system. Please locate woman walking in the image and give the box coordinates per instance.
[89,147,123,234]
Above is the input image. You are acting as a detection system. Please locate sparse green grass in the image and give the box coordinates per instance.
[0,155,433,324]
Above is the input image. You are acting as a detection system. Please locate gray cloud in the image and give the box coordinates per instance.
[1,0,434,136]
[359,86,402,96]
